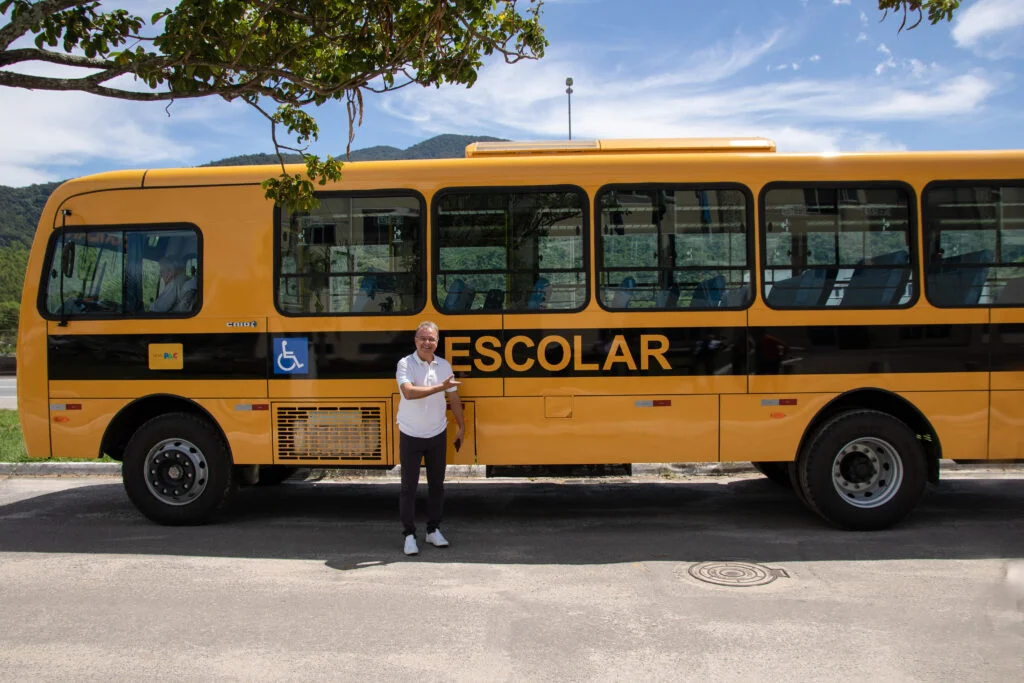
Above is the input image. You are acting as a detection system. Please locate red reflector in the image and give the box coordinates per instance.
[251,404,269,411]
[778,399,797,406]
[653,399,672,407]
[65,404,82,410]
[53,416,70,423]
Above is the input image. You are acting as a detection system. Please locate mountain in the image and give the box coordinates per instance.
[0,134,509,248]
[0,182,61,249]
[202,133,506,166]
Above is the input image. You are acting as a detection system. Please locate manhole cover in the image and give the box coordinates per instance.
[688,561,789,587]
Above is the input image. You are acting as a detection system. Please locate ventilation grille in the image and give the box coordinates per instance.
[276,404,385,462]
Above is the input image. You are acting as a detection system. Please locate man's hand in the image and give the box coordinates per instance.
[441,375,462,391]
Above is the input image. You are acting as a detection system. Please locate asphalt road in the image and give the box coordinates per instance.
[0,377,14,410]
[1,472,1022,681]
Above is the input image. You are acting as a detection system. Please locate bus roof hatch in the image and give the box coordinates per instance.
[465,137,776,158]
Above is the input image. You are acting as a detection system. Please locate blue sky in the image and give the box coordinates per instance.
[2,0,1024,186]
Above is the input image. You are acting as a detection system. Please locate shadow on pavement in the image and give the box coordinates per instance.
[0,476,1022,568]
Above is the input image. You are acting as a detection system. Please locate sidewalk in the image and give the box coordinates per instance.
[1,460,1021,478]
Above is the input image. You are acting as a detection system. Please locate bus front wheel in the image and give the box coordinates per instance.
[797,409,927,531]
[122,413,235,525]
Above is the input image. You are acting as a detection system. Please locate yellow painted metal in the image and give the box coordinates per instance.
[49,380,267,400]
[720,394,836,462]
[545,396,573,418]
[990,392,1024,460]
[474,395,718,464]
[899,392,989,460]
[465,137,776,157]
[194,399,273,465]
[506,376,745,397]
[48,399,124,460]
[749,372,988,396]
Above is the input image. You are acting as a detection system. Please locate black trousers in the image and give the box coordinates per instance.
[399,431,447,537]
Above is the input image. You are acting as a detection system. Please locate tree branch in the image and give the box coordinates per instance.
[0,45,111,68]
[0,0,91,50]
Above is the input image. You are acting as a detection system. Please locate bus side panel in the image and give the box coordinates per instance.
[49,399,127,459]
[194,399,273,465]
[988,392,1024,460]
[719,394,836,463]
[899,391,989,460]
[473,395,718,465]
[17,321,51,458]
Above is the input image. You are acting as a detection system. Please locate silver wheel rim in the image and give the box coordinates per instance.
[831,436,903,508]
[143,438,208,506]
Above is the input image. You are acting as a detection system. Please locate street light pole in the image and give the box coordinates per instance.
[565,77,573,140]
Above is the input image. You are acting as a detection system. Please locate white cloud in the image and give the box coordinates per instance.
[0,87,252,185]
[378,35,998,154]
[875,43,896,74]
[809,55,821,62]
[952,0,1024,57]
[833,0,851,5]
[857,32,868,42]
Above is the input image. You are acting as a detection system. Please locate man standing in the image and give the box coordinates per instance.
[396,321,465,556]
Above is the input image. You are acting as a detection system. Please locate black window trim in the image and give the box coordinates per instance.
[922,178,1024,309]
[594,181,756,312]
[37,221,204,321]
[273,189,428,318]
[758,180,920,311]
[431,183,591,315]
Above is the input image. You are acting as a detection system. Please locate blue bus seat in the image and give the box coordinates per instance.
[766,268,835,308]
[352,276,377,312]
[611,276,636,308]
[527,277,551,309]
[443,278,475,311]
[655,283,680,308]
[689,274,726,308]
[482,288,505,311]
[996,276,1024,304]
[840,250,910,307]
[927,249,992,306]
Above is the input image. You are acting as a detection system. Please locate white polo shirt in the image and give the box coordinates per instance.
[396,352,457,438]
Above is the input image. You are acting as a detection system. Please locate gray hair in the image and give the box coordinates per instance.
[415,321,439,336]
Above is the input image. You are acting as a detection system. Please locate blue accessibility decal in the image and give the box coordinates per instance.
[273,337,309,375]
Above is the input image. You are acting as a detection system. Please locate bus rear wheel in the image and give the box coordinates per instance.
[122,413,235,525]
[797,409,926,530]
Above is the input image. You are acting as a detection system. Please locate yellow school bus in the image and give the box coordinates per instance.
[16,138,1024,529]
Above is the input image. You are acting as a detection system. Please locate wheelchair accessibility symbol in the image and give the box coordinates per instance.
[273,337,309,375]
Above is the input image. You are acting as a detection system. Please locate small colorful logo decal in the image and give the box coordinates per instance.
[274,337,309,375]
[148,343,184,370]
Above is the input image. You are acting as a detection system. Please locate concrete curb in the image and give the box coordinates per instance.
[2,460,1020,479]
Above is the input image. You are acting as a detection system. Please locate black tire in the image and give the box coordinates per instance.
[256,466,300,486]
[122,413,235,525]
[797,409,927,530]
[751,461,792,488]
[788,461,817,511]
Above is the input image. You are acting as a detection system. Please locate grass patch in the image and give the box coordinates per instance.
[0,409,116,463]
[0,409,27,462]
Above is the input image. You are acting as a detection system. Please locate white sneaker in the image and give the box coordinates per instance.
[425,530,449,548]
[403,535,419,556]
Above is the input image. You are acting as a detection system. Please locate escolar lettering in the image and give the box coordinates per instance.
[445,334,671,374]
